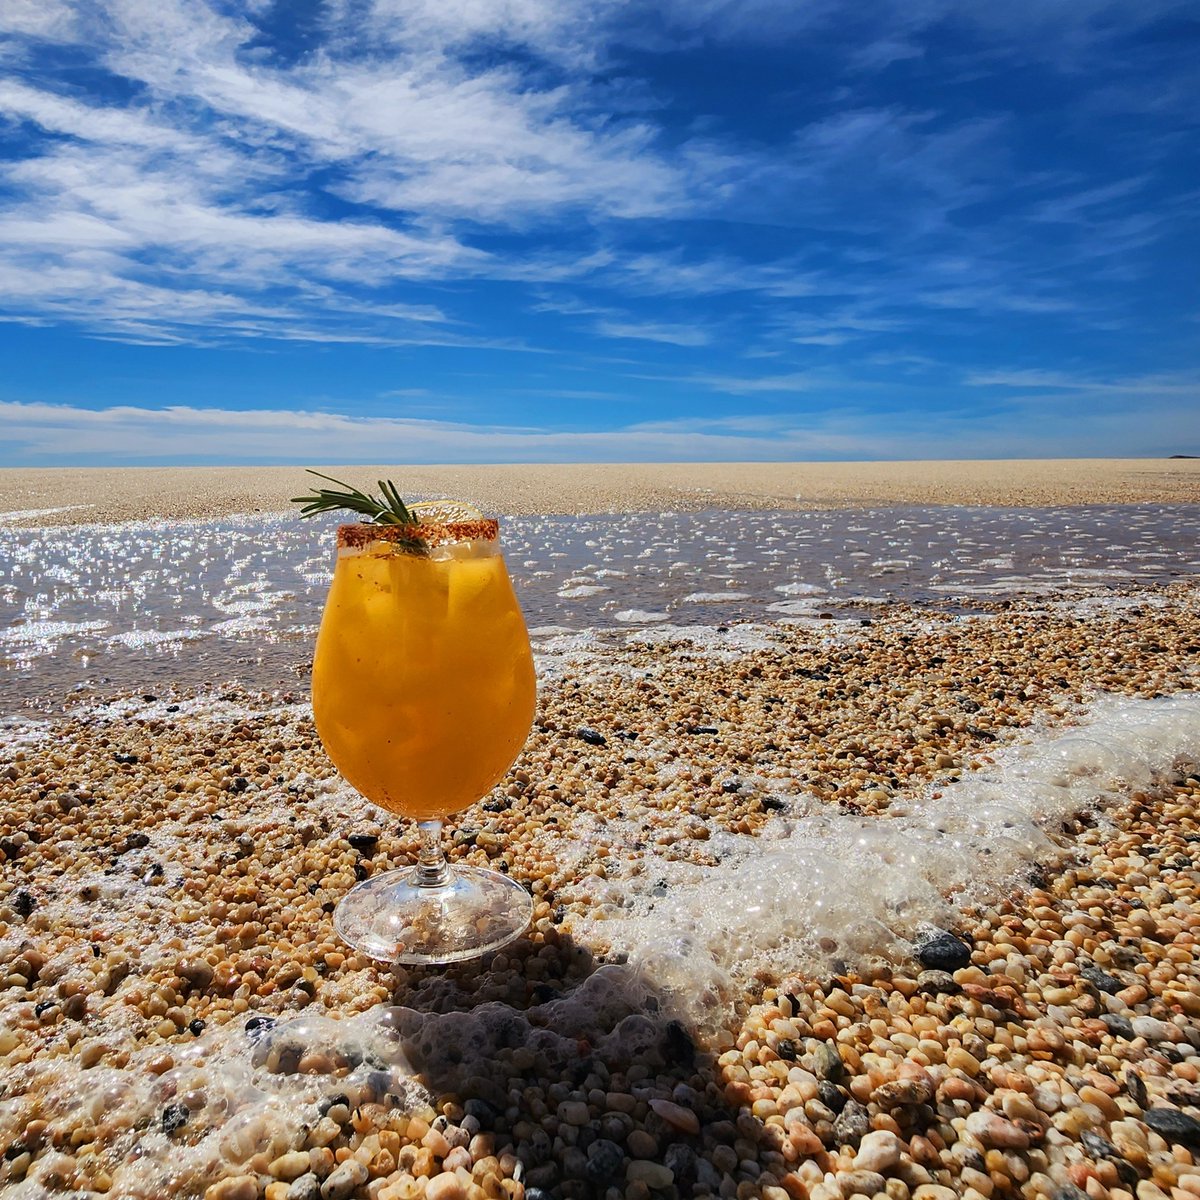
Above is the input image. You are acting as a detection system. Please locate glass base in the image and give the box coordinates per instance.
[333,865,534,965]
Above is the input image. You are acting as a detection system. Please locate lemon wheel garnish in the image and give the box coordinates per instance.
[408,499,485,523]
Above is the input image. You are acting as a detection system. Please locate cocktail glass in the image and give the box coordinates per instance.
[311,517,536,964]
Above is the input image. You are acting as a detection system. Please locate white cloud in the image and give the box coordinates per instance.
[3,391,1194,465]
[689,371,816,394]
[595,319,709,346]
[0,398,889,462]
[965,368,1200,398]
[0,0,80,45]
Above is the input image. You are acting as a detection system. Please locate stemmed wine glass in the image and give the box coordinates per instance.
[309,513,536,964]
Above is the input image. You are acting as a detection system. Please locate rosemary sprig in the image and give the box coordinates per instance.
[291,470,427,553]
[291,470,417,524]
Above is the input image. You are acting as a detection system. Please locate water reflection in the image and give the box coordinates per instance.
[2,505,1197,707]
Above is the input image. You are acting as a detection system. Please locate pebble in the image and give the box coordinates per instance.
[270,1151,313,1181]
[320,1160,368,1200]
[206,1179,258,1200]
[840,1169,887,1195]
[648,1098,700,1134]
[286,1176,321,1200]
[1104,1013,1137,1040]
[585,1138,625,1183]
[854,1130,903,1174]
[965,1110,1031,1150]
[916,969,958,995]
[834,1099,872,1146]
[3,586,1200,1200]
[874,1077,934,1108]
[627,1129,658,1158]
[1143,1109,1200,1146]
[626,1160,673,1188]
[914,929,972,972]
[1132,1017,1177,1042]
[424,1173,465,1200]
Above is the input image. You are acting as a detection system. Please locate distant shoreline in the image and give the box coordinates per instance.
[0,458,1197,527]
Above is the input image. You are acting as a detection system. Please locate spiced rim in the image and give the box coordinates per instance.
[337,519,499,549]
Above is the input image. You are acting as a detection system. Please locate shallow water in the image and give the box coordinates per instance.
[1,504,1198,709]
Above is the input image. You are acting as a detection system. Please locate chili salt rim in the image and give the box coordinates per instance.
[337,519,499,549]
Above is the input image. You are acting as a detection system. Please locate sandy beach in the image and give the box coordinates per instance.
[0,459,1198,527]
[2,476,1200,1200]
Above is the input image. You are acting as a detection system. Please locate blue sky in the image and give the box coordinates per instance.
[0,0,1197,465]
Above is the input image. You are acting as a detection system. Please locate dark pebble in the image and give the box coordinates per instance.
[161,1103,189,1134]
[561,1147,588,1180]
[818,1081,848,1113]
[245,1015,277,1039]
[464,1098,498,1125]
[721,778,742,793]
[914,928,972,971]
[1125,1069,1148,1107]
[814,1041,845,1082]
[576,727,606,746]
[1143,1108,1200,1145]
[1081,965,1123,995]
[664,1020,695,1069]
[584,1138,624,1183]
[189,1019,205,1036]
[114,753,139,765]
[348,833,378,852]
[663,1143,697,1184]
[776,1039,798,1061]
[687,725,719,735]
[13,889,35,917]
[833,1099,871,1146]
[1081,1131,1121,1160]
[1102,1014,1135,1040]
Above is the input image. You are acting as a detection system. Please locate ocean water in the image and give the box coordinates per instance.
[2,504,1198,709]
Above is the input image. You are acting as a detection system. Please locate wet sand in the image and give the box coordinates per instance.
[1,458,1198,527]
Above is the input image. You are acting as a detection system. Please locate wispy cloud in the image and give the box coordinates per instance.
[966,368,1200,398]
[594,319,709,347]
[689,371,817,395]
[0,398,880,462]
[4,390,1193,465]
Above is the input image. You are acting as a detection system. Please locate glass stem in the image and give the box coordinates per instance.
[415,819,449,888]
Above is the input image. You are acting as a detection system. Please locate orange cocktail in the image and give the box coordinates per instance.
[313,524,535,820]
